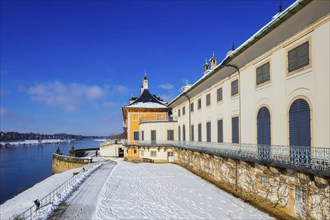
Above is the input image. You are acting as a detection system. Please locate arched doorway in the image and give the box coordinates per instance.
[289,98,311,164]
[257,107,271,160]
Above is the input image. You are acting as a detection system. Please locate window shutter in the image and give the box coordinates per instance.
[232,117,239,143]
[257,107,271,145]
[198,124,202,142]
[218,120,223,143]
[289,99,310,146]
[183,125,186,141]
[256,62,270,85]
[206,122,211,142]
[288,42,309,72]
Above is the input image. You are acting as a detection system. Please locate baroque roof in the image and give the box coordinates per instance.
[125,89,167,109]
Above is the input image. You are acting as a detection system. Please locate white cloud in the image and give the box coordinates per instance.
[103,102,121,109]
[27,81,107,112]
[0,108,8,117]
[158,83,174,90]
[110,85,130,95]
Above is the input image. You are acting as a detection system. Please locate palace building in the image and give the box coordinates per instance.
[124,0,329,160]
[122,1,329,218]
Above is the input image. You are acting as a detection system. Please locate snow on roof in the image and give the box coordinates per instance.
[126,102,168,109]
[168,0,307,107]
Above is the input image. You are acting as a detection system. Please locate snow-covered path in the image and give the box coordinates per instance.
[58,160,117,219]
[95,160,273,220]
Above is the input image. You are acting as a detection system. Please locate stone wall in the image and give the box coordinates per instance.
[174,148,330,220]
[52,153,92,174]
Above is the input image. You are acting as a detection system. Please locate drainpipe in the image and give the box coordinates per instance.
[225,63,241,192]
[183,93,191,143]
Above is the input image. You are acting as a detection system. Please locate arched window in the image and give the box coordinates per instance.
[289,98,311,164]
[257,107,271,160]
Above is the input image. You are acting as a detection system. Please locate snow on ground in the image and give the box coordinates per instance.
[0,163,100,220]
[0,139,67,146]
[0,167,80,219]
[58,160,116,219]
[95,159,273,220]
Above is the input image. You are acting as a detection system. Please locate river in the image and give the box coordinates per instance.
[0,139,102,204]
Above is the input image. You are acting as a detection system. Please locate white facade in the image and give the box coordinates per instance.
[168,1,329,148]
[100,143,124,157]
[140,121,177,141]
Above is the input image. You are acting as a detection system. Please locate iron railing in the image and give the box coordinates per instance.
[14,163,101,220]
[125,140,330,172]
[139,116,177,124]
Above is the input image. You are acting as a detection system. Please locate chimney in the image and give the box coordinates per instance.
[210,53,217,70]
[203,58,210,75]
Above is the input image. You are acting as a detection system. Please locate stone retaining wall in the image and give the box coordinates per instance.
[174,148,330,220]
[52,153,92,174]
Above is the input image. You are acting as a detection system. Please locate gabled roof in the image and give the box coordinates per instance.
[125,89,168,109]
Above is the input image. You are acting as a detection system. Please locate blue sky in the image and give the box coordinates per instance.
[1,0,294,136]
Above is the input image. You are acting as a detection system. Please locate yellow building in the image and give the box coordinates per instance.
[122,74,169,161]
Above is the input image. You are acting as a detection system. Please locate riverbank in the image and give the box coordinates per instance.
[0,167,82,219]
[0,139,101,204]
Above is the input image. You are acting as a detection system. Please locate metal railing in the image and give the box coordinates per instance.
[15,163,101,220]
[139,116,177,124]
[125,140,330,172]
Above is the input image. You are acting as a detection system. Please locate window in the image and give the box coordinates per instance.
[141,131,144,141]
[231,80,239,96]
[182,106,185,115]
[167,152,174,157]
[206,94,211,106]
[191,125,194,141]
[217,88,223,102]
[191,102,194,112]
[133,131,139,141]
[198,123,202,142]
[183,125,186,141]
[167,130,174,140]
[206,122,211,142]
[150,151,157,157]
[217,119,223,143]
[178,109,181,117]
[151,130,156,141]
[288,41,309,73]
[178,126,181,141]
[134,149,137,154]
[232,117,239,143]
[256,62,270,85]
[133,113,138,121]
[198,98,201,109]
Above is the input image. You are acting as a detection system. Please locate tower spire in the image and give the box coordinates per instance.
[144,69,147,80]
[279,0,283,13]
